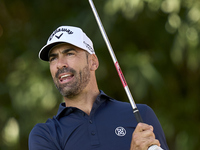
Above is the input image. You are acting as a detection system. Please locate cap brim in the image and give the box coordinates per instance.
[39,42,63,61]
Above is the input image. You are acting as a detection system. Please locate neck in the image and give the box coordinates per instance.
[63,88,100,115]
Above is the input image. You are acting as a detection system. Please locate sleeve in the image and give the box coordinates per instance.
[28,123,60,150]
[138,105,169,150]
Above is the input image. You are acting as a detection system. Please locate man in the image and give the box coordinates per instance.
[29,26,169,150]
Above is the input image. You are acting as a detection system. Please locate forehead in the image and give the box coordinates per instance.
[49,43,83,55]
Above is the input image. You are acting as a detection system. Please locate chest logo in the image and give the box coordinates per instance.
[115,127,126,136]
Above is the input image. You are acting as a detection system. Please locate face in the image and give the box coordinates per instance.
[49,43,91,98]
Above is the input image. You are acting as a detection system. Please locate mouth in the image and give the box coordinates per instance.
[58,73,74,83]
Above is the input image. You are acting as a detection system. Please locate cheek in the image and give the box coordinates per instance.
[50,65,56,78]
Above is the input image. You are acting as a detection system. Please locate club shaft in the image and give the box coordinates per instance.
[88,0,137,111]
[88,1,164,149]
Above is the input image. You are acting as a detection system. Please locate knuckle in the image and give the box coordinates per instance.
[134,139,140,146]
[137,123,143,129]
[149,130,155,137]
[155,139,161,146]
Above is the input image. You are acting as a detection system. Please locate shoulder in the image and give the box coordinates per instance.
[136,104,156,119]
[29,122,51,142]
[28,118,60,150]
[29,117,57,137]
[107,99,165,131]
[108,98,151,113]
[106,98,155,121]
[29,122,49,136]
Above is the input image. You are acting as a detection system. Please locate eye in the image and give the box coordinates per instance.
[66,52,75,56]
[49,56,57,62]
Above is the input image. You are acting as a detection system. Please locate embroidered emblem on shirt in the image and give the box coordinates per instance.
[115,127,126,136]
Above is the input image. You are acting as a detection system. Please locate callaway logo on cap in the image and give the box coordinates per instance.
[39,26,95,61]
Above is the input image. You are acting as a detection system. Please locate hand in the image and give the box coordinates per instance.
[130,123,160,150]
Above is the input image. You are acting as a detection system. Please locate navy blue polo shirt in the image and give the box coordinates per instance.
[29,90,169,150]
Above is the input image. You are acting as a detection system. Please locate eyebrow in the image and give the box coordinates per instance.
[48,48,77,59]
[62,48,77,54]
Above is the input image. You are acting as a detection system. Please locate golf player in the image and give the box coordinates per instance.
[29,26,169,150]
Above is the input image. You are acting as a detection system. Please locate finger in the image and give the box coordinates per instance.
[141,138,160,150]
[142,128,156,138]
[131,124,158,150]
[131,137,160,150]
[135,123,154,132]
[148,139,161,148]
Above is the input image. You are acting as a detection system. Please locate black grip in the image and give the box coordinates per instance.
[133,108,143,123]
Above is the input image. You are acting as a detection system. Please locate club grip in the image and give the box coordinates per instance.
[133,108,143,123]
[133,109,164,150]
[148,145,164,150]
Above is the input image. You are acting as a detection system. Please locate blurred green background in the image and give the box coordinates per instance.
[0,0,200,149]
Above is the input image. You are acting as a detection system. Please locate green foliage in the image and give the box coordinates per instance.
[0,0,200,149]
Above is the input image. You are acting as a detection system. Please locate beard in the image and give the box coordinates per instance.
[53,65,90,98]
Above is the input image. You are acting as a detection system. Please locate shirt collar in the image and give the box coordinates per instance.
[55,90,111,119]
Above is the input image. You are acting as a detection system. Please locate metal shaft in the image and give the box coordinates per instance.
[88,1,164,149]
[88,0,137,110]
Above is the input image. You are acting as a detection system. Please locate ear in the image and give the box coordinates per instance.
[89,54,99,71]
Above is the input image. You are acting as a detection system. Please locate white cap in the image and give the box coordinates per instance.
[39,26,95,61]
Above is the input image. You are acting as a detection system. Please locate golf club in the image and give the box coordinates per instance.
[88,0,164,150]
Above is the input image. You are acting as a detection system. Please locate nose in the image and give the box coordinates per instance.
[56,57,68,70]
